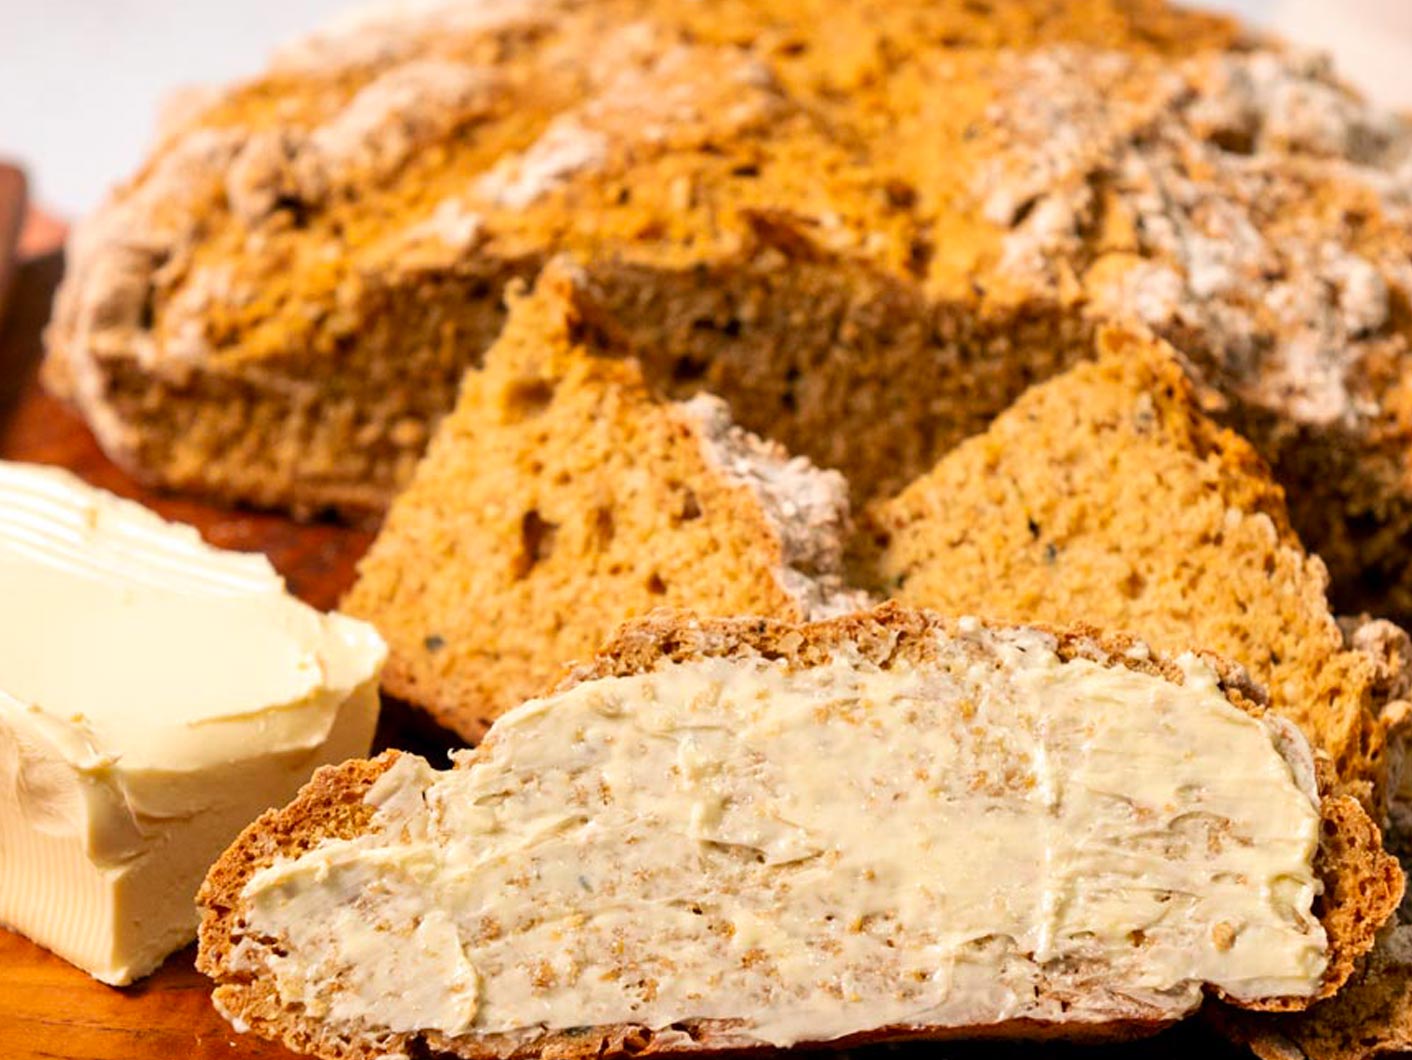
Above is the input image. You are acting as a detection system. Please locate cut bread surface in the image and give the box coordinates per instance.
[198,607,1400,1060]
[342,262,865,740]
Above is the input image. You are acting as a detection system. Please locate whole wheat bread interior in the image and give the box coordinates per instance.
[198,606,1400,1060]
[341,260,865,740]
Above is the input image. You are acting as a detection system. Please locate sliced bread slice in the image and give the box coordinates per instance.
[342,261,865,741]
[862,327,1411,820]
[197,605,1397,1059]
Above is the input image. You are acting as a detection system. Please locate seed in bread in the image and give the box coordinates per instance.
[197,606,1400,1060]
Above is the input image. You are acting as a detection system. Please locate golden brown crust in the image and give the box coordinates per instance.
[198,604,1400,1059]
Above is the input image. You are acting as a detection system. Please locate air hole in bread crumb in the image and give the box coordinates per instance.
[565,310,623,351]
[514,510,558,578]
[272,194,310,228]
[680,489,702,521]
[908,235,934,278]
[782,365,801,413]
[646,572,667,595]
[505,378,555,418]
[883,178,917,209]
[592,506,615,547]
[671,354,709,382]
[667,1022,701,1042]
[1206,127,1256,155]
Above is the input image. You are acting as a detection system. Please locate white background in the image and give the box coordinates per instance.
[2,0,1412,217]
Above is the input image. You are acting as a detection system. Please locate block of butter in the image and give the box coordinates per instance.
[0,461,386,985]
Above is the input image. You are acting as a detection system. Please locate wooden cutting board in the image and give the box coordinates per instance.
[0,240,1249,1060]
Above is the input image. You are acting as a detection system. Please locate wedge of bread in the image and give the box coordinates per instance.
[862,327,1412,820]
[342,262,865,740]
[197,606,1399,1059]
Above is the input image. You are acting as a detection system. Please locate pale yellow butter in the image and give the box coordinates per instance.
[0,462,386,985]
[237,622,1325,1047]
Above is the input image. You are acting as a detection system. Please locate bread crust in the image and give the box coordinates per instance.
[198,604,1402,1059]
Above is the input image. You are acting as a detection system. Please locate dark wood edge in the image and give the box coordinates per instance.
[0,163,27,322]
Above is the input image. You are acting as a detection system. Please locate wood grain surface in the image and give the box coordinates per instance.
[0,250,1252,1060]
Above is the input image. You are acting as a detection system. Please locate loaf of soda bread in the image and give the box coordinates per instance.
[42,0,1412,620]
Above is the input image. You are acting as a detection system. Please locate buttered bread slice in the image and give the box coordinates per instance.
[342,262,866,739]
[198,606,1399,1058]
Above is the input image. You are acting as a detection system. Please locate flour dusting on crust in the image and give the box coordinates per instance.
[679,394,870,619]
